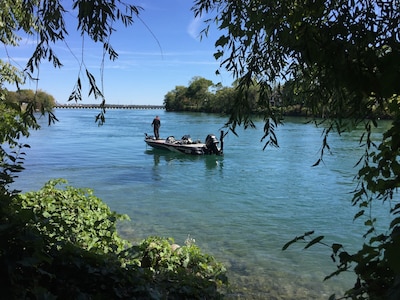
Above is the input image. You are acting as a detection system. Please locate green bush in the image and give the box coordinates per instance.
[16,179,130,254]
[139,236,227,298]
[0,179,227,299]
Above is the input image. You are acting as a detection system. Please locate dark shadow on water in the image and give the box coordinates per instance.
[145,149,223,170]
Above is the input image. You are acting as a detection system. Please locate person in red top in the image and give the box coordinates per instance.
[151,116,161,139]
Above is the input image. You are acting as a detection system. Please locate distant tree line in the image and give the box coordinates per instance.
[163,76,393,119]
[5,89,56,112]
[163,76,310,115]
[163,76,270,114]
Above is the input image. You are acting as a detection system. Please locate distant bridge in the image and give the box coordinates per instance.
[55,104,164,110]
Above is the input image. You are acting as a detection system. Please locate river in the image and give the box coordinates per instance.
[12,108,391,299]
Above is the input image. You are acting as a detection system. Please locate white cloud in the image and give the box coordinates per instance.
[187,17,203,40]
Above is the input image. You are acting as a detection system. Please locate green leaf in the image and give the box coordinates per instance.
[282,236,302,250]
[282,231,315,250]
[331,243,343,254]
[311,159,321,167]
[214,51,224,60]
[389,217,400,229]
[304,236,324,249]
[215,35,229,47]
[391,203,400,214]
[353,210,364,220]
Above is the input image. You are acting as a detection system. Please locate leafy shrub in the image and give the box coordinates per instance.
[139,235,227,298]
[16,179,131,254]
[0,179,227,299]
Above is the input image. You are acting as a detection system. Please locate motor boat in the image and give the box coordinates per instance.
[144,131,224,155]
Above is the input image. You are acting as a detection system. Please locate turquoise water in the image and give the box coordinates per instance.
[13,109,391,299]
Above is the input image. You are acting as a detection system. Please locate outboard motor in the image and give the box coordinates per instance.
[205,134,221,155]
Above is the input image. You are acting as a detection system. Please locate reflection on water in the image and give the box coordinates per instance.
[145,149,224,171]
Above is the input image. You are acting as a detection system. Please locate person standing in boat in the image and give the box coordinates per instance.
[151,116,161,139]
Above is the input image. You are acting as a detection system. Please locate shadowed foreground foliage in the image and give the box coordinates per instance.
[0,179,227,299]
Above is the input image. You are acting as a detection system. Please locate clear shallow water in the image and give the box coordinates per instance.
[13,109,391,299]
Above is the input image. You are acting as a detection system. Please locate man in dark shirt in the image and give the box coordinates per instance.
[151,116,161,139]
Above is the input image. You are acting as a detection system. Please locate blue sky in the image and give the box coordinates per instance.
[3,0,233,105]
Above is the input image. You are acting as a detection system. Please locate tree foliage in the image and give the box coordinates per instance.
[164,76,275,114]
[1,0,141,125]
[194,0,399,140]
[6,89,56,113]
[164,76,218,112]
[193,0,400,298]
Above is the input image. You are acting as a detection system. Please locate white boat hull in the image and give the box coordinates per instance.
[144,133,223,155]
